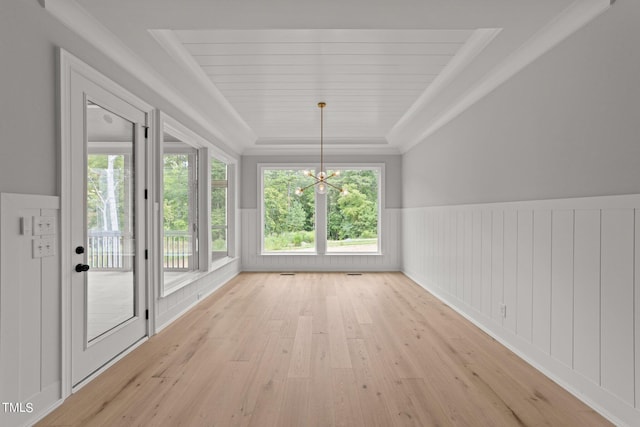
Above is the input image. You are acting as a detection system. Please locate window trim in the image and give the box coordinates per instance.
[210,156,230,264]
[158,113,238,297]
[259,163,318,255]
[207,153,236,270]
[324,164,384,255]
[160,116,207,297]
[259,162,384,256]
[162,144,199,273]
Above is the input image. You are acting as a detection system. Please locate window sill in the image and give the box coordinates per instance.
[162,270,208,297]
[259,252,383,256]
[261,251,318,256]
[161,257,238,297]
[326,251,383,256]
[210,255,237,271]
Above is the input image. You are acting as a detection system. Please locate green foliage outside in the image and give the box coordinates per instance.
[87,154,130,232]
[264,230,315,252]
[211,159,228,253]
[163,155,228,254]
[88,153,193,234]
[263,170,316,251]
[88,152,231,267]
[163,154,191,232]
[327,170,378,242]
[263,169,378,251]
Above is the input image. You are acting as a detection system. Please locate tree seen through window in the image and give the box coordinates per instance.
[262,168,379,252]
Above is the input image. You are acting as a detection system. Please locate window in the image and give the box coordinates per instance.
[326,168,379,253]
[160,114,237,296]
[261,165,381,254]
[211,157,228,261]
[87,151,134,270]
[262,168,316,252]
[163,134,199,291]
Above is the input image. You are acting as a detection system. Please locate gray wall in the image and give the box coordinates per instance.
[402,0,640,208]
[241,154,402,209]
[0,0,237,197]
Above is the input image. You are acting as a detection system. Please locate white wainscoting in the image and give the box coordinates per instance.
[241,208,401,271]
[156,258,240,331]
[402,194,640,427]
[0,194,61,427]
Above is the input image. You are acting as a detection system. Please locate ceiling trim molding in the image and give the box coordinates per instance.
[397,0,613,153]
[243,145,401,157]
[149,29,256,143]
[42,0,252,154]
[255,137,390,146]
[387,28,502,144]
[161,112,238,164]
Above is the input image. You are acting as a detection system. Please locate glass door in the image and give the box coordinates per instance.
[70,75,147,387]
[85,102,136,341]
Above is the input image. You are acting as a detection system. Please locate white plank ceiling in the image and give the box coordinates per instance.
[173,29,474,145]
[68,0,605,154]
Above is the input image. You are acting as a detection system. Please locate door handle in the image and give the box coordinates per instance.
[75,264,90,272]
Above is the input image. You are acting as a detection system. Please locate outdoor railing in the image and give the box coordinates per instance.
[88,231,132,270]
[164,230,192,270]
[88,230,191,271]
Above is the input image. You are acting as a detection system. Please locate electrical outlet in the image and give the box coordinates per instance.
[33,216,56,236]
[32,237,56,258]
[41,236,56,257]
[500,303,507,318]
[33,239,43,258]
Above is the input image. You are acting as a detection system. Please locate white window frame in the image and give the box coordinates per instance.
[159,115,208,296]
[210,155,236,269]
[158,114,237,296]
[259,163,384,256]
[324,164,384,255]
[162,143,199,272]
[259,164,318,255]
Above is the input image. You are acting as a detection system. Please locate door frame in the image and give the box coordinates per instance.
[59,49,157,396]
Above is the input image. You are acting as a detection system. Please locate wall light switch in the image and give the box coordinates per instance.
[21,216,33,235]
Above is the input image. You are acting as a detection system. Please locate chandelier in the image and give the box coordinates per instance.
[295,102,348,196]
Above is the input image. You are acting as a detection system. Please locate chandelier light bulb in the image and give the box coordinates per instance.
[318,171,327,180]
[334,170,341,177]
[316,182,327,194]
[295,187,303,195]
[303,170,311,177]
[340,188,348,196]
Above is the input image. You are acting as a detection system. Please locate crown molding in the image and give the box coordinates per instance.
[149,29,256,143]
[255,137,389,146]
[397,0,613,153]
[42,0,253,153]
[247,136,400,155]
[387,28,501,145]
[243,144,401,157]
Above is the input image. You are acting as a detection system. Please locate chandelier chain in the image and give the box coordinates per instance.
[294,102,347,197]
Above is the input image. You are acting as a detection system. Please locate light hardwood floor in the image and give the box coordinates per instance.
[38,272,611,426]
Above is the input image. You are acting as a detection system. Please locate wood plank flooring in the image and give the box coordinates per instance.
[38,272,611,426]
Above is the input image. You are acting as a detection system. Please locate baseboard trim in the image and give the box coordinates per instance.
[402,269,630,427]
[155,270,240,333]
